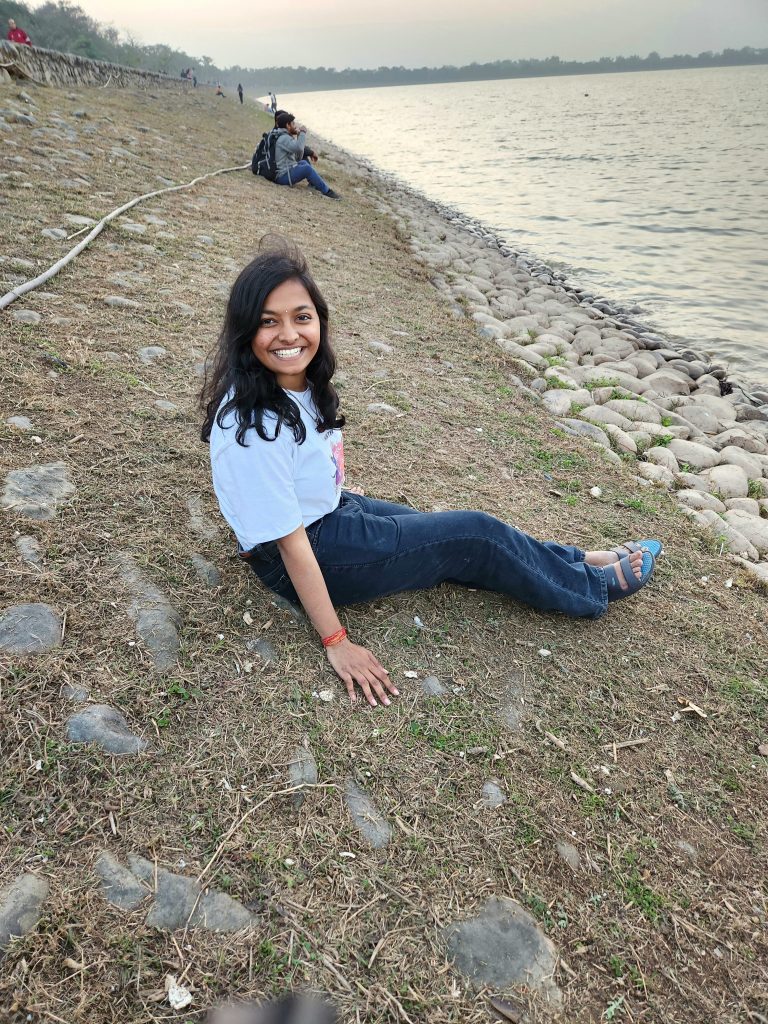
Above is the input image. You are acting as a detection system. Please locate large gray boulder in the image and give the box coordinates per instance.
[667,440,720,471]
[603,399,661,424]
[704,464,749,500]
[723,511,768,555]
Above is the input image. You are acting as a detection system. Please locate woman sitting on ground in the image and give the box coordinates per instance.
[201,242,660,708]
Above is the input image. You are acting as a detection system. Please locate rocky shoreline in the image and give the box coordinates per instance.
[316,135,768,584]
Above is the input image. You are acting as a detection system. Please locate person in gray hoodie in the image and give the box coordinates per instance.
[274,112,341,200]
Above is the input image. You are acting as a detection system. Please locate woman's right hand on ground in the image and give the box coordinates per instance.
[325,640,398,707]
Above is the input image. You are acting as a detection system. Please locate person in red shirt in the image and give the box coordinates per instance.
[7,19,32,45]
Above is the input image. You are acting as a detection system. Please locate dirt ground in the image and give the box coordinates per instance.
[1,79,767,1024]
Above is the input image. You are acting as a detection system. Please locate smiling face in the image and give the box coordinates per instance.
[250,278,321,391]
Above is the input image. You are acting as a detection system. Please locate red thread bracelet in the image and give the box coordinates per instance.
[322,627,347,648]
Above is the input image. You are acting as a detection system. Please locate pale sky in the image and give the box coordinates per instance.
[34,0,768,69]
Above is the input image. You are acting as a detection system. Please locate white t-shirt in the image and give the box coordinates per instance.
[209,389,345,550]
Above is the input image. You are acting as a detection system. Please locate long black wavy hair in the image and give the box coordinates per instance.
[200,239,344,446]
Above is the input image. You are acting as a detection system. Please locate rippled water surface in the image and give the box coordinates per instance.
[284,67,768,385]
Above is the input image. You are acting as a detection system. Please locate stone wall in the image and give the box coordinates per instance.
[0,40,186,91]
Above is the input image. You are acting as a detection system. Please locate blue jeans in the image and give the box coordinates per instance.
[243,492,608,619]
[275,160,329,192]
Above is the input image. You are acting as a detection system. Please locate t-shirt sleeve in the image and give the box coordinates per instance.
[212,427,302,548]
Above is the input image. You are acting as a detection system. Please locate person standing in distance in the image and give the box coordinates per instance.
[274,113,341,200]
[237,83,244,104]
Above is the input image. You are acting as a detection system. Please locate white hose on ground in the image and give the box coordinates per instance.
[0,162,250,310]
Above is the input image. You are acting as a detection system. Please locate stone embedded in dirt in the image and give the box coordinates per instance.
[119,221,146,234]
[11,309,42,324]
[126,854,254,932]
[138,346,169,365]
[154,400,179,413]
[555,840,581,872]
[41,227,67,240]
[7,415,33,431]
[103,294,141,309]
[0,873,50,952]
[481,781,506,809]
[67,704,148,754]
[187,494,218,540]
[172,301,195,316]
[61,681,90,702]
[421,675,447,696]
[497,669,527,732]
[94,852,148,910]
[288,746,318,808]
[367,402,400,416]
[443,897,561,1003]
[344,779,391,849]
[64,214,96,226]
[117,552,180,672]
[270,594,306,622]
[675,840,699,864]
[191,553,221,587]
[2,462,76,519]
[108,270,149,290]
[245,637,277,662]
[143,214,167,225]
[15,535,43,564]
[196,234,215,245]
[368,340,393,355]
[0,603,61,655]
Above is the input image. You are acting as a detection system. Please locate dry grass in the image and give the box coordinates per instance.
[1,79,767,1024]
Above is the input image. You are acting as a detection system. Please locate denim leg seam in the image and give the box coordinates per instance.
[319,533,606,611]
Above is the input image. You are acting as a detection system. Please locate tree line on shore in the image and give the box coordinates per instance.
[2,0,766,91]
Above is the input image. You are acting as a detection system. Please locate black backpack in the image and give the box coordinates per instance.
[251,128,279,180]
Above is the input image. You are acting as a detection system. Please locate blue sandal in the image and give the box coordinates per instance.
[610,539,663,560]
[604,550,656,602]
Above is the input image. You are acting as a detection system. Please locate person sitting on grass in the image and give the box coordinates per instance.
[274,109,319,164]
[273,112,340,200]
[201,241,660,709]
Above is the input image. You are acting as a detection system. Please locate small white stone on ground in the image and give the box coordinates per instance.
[481,781,506,809]
[6,415,33,431]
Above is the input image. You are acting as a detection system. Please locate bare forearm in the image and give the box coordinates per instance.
[276,525,396,707]
[277,527,340,639]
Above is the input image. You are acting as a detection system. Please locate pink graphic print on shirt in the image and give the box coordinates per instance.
[331,437,345,489]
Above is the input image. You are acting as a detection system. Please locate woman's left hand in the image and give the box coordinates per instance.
[345,485,365,496]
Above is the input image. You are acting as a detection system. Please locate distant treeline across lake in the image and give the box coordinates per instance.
[0,2,765,92]
[266,47,768,93]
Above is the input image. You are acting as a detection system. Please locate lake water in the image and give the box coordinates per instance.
[284,67,768,388]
